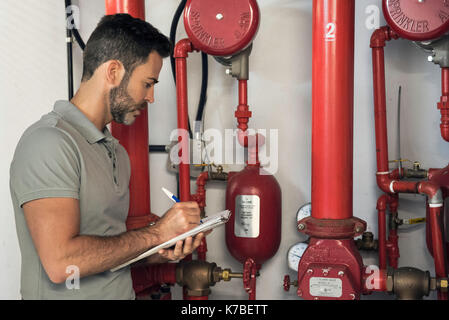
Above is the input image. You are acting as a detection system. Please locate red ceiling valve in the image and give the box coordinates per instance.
[184,0,260,56]
[383,0,449,41]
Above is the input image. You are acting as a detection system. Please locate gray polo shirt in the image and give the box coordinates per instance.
[10,100,135,300]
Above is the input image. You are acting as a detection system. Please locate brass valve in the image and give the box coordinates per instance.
[175,260,254,297]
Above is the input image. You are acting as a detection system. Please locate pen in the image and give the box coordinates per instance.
[162,187,180,203]
[162,187,204,224]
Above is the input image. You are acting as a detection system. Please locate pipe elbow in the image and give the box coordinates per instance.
[376,173,392,194]
[418,181,443,205]
[376,194,388,210]
[370,26,398,48]
[174,38,194,58]
[196,171,209,187]
[238,131,265,149]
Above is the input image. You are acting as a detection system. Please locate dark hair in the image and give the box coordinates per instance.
[81,13,172,82]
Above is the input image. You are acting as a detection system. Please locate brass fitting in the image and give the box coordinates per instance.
[175,261,244,297]
[437,278,449,293]
[218,268,244,281]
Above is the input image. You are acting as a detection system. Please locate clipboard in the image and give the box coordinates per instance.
[111,210,231,272]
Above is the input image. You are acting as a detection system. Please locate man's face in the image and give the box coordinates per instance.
[109,51,163,126]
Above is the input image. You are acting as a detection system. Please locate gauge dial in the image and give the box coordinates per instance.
[296,203,312,223]
[287,242,309,272]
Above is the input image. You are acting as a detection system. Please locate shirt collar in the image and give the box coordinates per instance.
[53,100,117,145]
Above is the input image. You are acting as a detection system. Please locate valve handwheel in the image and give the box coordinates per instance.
[383,0,449,41]
[283,275,291,292]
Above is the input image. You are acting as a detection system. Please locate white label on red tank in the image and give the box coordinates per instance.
[309,277,342,298]
[235,195,260,238]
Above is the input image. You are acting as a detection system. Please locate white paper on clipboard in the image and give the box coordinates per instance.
[111,210,231,272]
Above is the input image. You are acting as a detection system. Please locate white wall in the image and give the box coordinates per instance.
[1,0,447,300]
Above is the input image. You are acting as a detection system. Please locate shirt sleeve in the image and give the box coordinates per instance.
[10,126,81,207]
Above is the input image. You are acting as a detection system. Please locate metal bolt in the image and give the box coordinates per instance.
[355,226,363,233]
[216,13,224,20]
[322,269,329,276]
[307,269,313,274]
[338,271,345,277]
[298,223,306,231]
[428,55,434,62]
[349,293,356,300]
[225,68,232,75]
[314,297,319,300]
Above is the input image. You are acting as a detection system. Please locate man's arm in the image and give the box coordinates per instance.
[23,197,203,284]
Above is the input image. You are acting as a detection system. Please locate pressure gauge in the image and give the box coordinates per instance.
[287,242,309,272]
[296,203,312,223]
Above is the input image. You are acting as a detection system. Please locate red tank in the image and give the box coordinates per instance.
[225,164,282,267]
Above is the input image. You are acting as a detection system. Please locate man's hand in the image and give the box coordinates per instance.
[152,201,202,243]
[157,233,205,261]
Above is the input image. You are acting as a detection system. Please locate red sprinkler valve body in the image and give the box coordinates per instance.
[383,0,449,41]
[183,0,260,56]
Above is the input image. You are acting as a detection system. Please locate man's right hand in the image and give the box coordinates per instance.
[153,201,202,243]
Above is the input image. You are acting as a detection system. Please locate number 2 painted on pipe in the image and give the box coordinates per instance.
[325,22,336,41]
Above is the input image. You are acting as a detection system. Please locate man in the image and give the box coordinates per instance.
[9,14,204,299]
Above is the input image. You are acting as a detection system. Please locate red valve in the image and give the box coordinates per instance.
[243,258,257,300]
[383,0,449,41]
[183,0,260,56]
[283,275,291,292]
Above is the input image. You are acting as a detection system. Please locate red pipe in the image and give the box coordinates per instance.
[311,0,355,220]
[438,67,449,142]
[136,263,177,288]
[105,0,145,17]
[371,26,448,299]
[174,39,195,202]
[191,171,209,261]
[429,206,448,300]
[377,195,388,269]
[106,0,162,297]
[106,0,154,228]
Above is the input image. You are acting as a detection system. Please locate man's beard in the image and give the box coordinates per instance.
[109,75,144,126]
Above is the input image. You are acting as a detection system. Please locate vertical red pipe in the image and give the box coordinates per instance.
[439,67,449,142]
[429,206,448,300]
[174,39,194,202]
[105,0,151,227]
[312,0,355,220]
[105,0,145,17]
[377,195,388,269]
[106,0,159,298]
[372,47,390,174]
